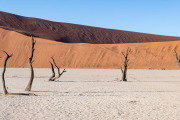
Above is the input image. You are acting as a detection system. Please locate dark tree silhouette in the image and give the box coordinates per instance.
[49,57,66,81]
[25,36,36,91]
[120,48,131,82]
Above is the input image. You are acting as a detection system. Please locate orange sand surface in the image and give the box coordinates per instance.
[0,28,179,69]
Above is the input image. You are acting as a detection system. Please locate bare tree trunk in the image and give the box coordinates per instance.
[121,67,127,81]
[2,51,33,96]
[174,49,180,68]
[25,36,36,91]
[120,48,131,82]
[49,61,55,81]
[2,51,12,95]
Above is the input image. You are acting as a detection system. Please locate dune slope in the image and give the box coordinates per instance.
[0,11,180,44]
[0,28,179,69]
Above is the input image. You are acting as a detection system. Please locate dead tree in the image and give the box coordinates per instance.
[174,49,180,68]
[120,48,131,82]
[49,61,55,81]
[25,36,36,91]
[2,51,33,96]
[49,57,66,81]
[1,51,11,95]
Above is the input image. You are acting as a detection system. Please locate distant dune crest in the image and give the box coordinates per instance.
[0,11,180,44]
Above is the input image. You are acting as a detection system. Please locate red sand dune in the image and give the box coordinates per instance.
[0,11,180,44]
[0,28,180,69]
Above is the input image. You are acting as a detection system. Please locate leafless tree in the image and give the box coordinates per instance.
[25,36,36,91]
[120,48,131,82]
[174,49,180,68]
[49,57,66,81]
[2,51,33,96]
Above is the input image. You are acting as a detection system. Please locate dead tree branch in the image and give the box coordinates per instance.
[51,69,66,81]
[52,56,60,78]
[2,51,33,96]
[120,48,131,82]
[25,36,36,91]
[49,57,66,81]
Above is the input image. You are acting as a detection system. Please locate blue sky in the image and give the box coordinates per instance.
[0,0,180,36]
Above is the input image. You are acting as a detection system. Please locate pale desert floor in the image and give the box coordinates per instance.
[0,68,180,120]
